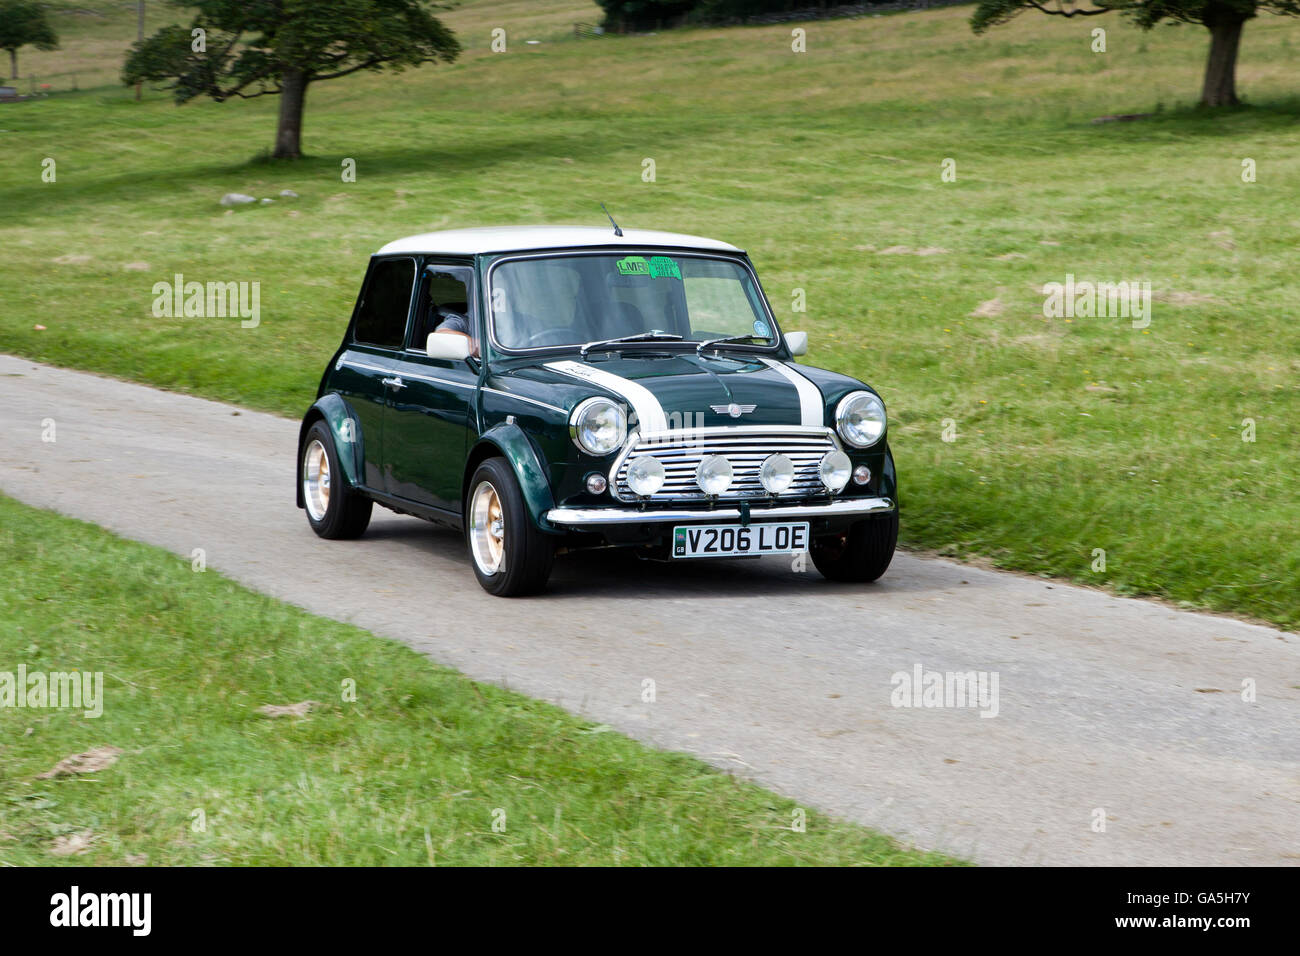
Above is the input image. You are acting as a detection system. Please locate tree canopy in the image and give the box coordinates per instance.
[0,0,59,80]
[596,0,828,30]
[123,0,460,158]
[970,0,1300,106]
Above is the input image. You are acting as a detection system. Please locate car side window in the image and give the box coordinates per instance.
[353,258,416,350]
[411,266,476,353]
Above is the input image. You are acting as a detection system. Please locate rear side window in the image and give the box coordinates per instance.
[353,258,416,349]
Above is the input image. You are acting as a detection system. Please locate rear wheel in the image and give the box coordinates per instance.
[466,457,555,596]
[810,511,898,583]
[301,421,372,539]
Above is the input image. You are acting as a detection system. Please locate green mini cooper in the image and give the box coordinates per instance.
[297,226,897,596]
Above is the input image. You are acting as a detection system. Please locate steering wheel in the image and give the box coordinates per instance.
[525,327,580,347]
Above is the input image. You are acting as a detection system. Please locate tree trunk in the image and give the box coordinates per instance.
[1201,10,1246,107]
[9,49,17,80]
[273,69,307,159]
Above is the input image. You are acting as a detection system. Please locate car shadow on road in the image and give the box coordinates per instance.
[359,513,936,599]
[547,548,938,599]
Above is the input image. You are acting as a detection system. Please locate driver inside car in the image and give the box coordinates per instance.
[429,302,479,358]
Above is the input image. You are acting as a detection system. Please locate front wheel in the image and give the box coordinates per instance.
[465,458,555,596]
[810,511,898,583]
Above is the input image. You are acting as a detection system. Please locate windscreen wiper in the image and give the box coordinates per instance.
[580,330,682,357]
[696,334,767,353]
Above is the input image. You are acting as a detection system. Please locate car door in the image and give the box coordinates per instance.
[334,256,418,491]
[382,262,480,512]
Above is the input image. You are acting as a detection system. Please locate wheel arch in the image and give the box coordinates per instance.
[464,423,560,535]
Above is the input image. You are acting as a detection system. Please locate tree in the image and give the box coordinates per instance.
[0,0,59,80]
[596,0,700,31]
[123,0,460,159]
[970,0,1300,107]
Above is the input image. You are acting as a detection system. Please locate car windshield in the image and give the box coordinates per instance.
[489,253,776,351]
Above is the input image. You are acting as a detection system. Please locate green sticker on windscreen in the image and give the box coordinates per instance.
[616,255,681,279]
[616,256,650,276]
[648,256,681,279]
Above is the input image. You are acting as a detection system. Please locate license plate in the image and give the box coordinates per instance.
[671,522,809,559]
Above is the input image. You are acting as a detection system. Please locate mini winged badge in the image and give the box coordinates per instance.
[710,403,757,418]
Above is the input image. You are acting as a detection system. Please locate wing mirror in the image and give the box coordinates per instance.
[426,332,472,361]
[784,330,808,356]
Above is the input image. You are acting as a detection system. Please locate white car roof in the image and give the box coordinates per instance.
[375,225,744,256]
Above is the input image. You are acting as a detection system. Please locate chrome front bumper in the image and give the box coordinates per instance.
[545,496,895,528]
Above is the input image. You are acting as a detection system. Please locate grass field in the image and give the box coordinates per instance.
[1,1,1298,627]
[0,493,956,865]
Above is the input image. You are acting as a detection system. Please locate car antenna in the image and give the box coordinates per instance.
[600,202,623,237]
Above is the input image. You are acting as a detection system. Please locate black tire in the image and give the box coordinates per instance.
[300,421,372,540]
[465,457,555,596]
[810,511,898,583]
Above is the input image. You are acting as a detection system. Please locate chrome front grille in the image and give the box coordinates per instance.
[611,427,839,502]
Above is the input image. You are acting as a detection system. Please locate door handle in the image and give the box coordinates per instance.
[381,376,405,390]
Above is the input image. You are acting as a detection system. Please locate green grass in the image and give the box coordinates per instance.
[1,1,1298,627]
[0,493,954,865]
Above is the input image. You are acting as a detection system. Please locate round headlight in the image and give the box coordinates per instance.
[695,455,733,496]
[835,391,886,448]
[759,453,795,494]
[625,456,666,497]
[570,397,627,456]
[819,450,851,493]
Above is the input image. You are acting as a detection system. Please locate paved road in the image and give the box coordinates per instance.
[1,353,1296,865]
